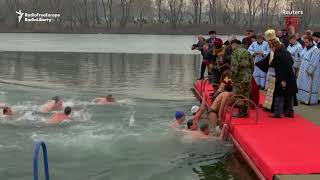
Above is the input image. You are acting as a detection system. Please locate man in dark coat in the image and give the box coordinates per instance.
[192,36,209,80]
[312,32,320,48]
[206,30,223,48]
[242,30,254,49]
[257,37,298,118]
[277,30,289,48]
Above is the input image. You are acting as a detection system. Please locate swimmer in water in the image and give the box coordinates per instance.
[172,111,186,128]
[48,106,72,124]
[2,106,13,116]
[198,123,227,140]
[0,103,13,116]
[93,95,115,104]
[181,118,202,137]
[187,119,198,131]
[184,121,227,140]
[41,96,64,113]
[173,95,206,131]
[193,95,208,121]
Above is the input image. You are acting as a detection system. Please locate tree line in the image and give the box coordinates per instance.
[0,0,319,33]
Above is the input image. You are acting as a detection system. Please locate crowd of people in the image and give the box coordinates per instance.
[174,28,320,139]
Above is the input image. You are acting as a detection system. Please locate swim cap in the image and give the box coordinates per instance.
[191,106,200,114]
[175,111,185,119]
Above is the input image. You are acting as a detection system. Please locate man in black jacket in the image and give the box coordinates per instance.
[269,40,298,118]
[313,32,320,48]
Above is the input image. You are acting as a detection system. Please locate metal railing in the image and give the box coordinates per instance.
[227,99,259,133]
[33,141,50,180]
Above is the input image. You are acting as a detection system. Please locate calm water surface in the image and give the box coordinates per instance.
[0,34,237,180]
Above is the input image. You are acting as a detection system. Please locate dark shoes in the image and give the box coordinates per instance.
[284,113,294,118]
[232,112,248,118]
[269,113,294,118]
[268,115,281,118]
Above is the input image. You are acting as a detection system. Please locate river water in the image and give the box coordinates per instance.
[0,34,237,180]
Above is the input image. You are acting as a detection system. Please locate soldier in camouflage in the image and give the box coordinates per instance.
[230,39,254,117]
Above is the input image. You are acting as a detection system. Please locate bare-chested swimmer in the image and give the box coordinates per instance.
[41,96,64,113]
[93,95,115,105]
[0,103,13,116]
[198,123,227,140]
[48,106,72,124]
[172,95,206,129]
[172,111,186,128]
[185,120,227,140]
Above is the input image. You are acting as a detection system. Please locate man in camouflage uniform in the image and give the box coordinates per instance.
[230,39,254,117]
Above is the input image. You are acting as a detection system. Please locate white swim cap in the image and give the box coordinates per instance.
[191,105,200,114]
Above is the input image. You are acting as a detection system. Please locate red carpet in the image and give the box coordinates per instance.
[193,80,320,180]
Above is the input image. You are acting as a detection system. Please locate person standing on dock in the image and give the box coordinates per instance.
[192,36,207,80]
[313,32,320,48]
[248,33,270,89]
[268,39,298,118]
[230,39,254,118]
[287,35,303,77]
[242,30,255,49]
[297,35,320,105]
[206,30,222,48]
[277,29,289,48]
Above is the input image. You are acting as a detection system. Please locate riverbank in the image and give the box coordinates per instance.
[1,23,308,35]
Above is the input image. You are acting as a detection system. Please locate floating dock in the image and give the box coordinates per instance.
[193,79,320,180]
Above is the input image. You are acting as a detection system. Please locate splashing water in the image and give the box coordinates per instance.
[117,98,137,106]
[129,112,135,127]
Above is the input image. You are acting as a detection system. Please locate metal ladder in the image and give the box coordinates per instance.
[33,141,50,180]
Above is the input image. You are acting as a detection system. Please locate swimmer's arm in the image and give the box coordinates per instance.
[194,95,207,121]
[93,98,104,103]
[47,117,57,124]
[93,98,99,102]
[0,103,5,108]
[215,124,227,141]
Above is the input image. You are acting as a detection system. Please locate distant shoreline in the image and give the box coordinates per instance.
[2,23,311,36]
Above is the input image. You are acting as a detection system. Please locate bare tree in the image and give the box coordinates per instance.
[166,0,184,28]
[229,0,243,25]
[120,0,134,28]
[1,0,320,33]
[101,0,113,28]
[107,0,113,28]
[191,0,203,24]
[93,0,101,25]
[5,0,20,27]
[294,0,313,28]
[221,0,231,24]
[246,0,260,27]
[101,0,108,24]
[83,0,89,27]
[208,0,217,25]
[133,0,152,29]
[155,0,164,23]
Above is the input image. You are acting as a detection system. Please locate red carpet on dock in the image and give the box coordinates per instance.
[193,80,320,180]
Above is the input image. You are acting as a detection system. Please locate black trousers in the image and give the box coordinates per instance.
[200,62,206,78]
[274,95,294,116]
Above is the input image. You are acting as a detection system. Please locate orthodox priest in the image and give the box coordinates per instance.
[256,29,298,118]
